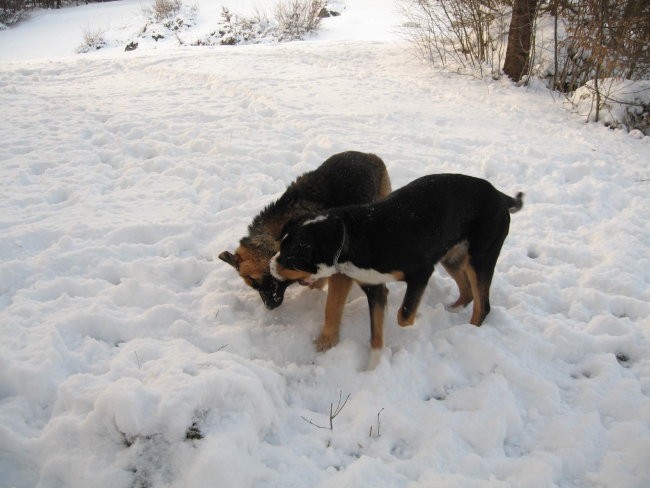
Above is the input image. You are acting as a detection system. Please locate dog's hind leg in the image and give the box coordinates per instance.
[397,272,432,327]
[315,273,353,351]
[466,229,508,325]
[465,262,488,326]
[360,284,388,369]
[442,256,473,312]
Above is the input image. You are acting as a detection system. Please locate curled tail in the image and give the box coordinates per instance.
[508,192,524,214]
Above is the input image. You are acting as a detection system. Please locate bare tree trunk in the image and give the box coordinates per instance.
[503,0,539,81]
[553,0,558,90]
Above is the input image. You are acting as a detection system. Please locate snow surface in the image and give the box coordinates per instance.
[1,1,650,488]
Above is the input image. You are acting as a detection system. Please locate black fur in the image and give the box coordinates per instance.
[275,173,523,328]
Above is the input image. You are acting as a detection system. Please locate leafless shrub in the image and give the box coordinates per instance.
[551,0,650,94]
[146,0,182,22]
[77,26,106,53]
[400,0,512,78]
[274,0,325,41]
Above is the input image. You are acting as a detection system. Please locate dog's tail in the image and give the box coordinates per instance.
[507,192,524,214]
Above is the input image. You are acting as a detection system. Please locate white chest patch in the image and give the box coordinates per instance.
[308,263,337,283]
[336,262,399,285]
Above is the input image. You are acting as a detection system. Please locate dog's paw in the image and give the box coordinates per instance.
[445,297,472,312]
[314,333,339,352]
[309,278,327,290]
[445,302,466,313]
[366,348,383,370]
[397,310,415,327]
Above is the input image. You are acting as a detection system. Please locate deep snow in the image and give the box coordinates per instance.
[1,1,649,488]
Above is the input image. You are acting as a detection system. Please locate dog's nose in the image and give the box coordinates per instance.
[263,298,282,310]
[261,292,283,310]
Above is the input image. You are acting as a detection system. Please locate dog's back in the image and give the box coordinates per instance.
[340,174,519,257]
[285,151,391,213]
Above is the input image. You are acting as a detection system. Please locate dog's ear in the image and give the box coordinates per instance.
[218,250,240,269]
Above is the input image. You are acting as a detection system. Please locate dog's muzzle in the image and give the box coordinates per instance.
[258,275,292,310]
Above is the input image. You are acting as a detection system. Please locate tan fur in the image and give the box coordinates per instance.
[379,170,392,200]
[315,273,354,351]
[464,262,485,326]
[441,242,474,310]
[397,306,417,327]
[439,241,489,325]
[391,270,405,281]
[234,245,267,285]
[369,298,385,349]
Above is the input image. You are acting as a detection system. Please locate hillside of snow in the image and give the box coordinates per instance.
[1,2,649,487]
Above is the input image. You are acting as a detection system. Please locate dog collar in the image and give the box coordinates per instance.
[333,221,347,271]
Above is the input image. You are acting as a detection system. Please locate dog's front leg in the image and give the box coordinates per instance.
[360,284,388,369]
[315,273,353,352]
[397,272,432,327]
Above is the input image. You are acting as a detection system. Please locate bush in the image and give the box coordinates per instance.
[0,4,27,29]
[275,0,326,41]
[76,27,106,53]
[546,0,650,93]
[399,0,512,78]
[193,1,331,47]
[147,0,182,22]
[204,6,274,46]
[136,0,197,44]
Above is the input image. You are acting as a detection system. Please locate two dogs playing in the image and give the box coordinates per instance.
[220,151,523,368]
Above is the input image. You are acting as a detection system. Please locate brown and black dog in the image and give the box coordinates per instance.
[219,151,391,351]
[271,173,523,367]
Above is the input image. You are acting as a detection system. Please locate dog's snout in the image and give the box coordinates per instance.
[259,274,291,310]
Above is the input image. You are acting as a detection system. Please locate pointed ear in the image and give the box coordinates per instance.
[218,250,240,269]
[279,214,313,240]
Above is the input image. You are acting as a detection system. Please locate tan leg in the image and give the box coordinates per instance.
[465,262,487,326]
[442,258,473,310]
[314,273,353,351]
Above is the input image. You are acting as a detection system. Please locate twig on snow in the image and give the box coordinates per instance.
[301,390,350,431]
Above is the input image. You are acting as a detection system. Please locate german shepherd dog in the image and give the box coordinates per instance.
[219,151,391,351]
[271,174,523,367]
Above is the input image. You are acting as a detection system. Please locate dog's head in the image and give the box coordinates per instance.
[219,241,292,310]
[270,215,340,285]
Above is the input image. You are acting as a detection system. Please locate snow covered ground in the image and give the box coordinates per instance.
[1,1,649,487]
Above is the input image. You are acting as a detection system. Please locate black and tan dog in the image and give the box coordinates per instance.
[219,151,391,350]
[271,173,523,365]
